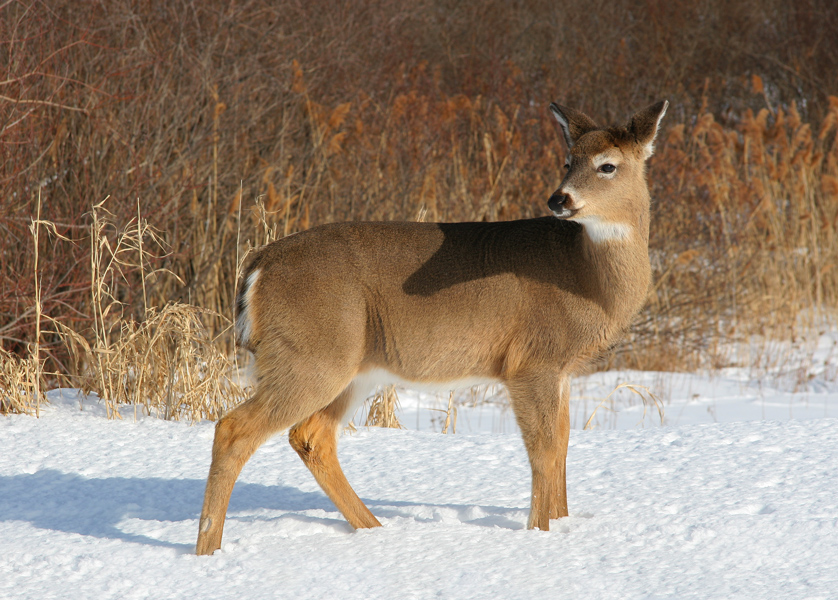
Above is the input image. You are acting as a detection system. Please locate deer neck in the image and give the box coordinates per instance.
[574,206,651,319]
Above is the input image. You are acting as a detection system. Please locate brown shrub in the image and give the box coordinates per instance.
[1,0,836,406]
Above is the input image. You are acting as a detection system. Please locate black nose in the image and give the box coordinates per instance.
[547,193,566,213]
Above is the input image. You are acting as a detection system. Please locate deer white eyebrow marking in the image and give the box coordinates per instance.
[592,150,621,169]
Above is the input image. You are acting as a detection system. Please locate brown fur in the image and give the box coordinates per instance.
[196,100,668,555]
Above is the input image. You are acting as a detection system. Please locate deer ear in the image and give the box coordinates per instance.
[628,100,669,159]
[550,103,598,148]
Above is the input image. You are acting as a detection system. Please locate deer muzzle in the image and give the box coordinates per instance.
[548,192,577,219]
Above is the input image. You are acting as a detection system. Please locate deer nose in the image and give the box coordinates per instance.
[547,192,568,213]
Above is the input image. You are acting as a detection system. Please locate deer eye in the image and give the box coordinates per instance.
[598,164,616,174]
[564,162,570,170]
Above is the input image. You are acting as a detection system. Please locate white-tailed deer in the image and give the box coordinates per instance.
[196,100,668,555]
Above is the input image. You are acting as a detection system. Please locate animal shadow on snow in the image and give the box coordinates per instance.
[0,469,332,551]
[0,470,526,550]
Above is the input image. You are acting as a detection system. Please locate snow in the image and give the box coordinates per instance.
[392,331,838,433]
[2,345,838,599]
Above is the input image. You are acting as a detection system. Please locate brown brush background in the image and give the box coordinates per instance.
[2,0,837,414]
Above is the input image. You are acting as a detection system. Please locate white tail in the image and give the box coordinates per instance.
[196,100,668,554]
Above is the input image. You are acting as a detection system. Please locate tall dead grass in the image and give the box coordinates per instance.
[65,303,247,421]
[34,199,248,420]
[365,386,404,429]
[0,347,44,415]
[2,0,837,421]
[625,95,838,371]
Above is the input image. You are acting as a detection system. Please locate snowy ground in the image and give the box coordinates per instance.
[2,332,838,599]
[379,331,838,433]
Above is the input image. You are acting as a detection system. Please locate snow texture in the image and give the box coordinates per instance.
[2,372,838,600]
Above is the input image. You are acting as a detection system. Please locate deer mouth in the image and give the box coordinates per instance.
[551,208,578,219]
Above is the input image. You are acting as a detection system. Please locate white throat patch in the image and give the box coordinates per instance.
[575,216,632,244]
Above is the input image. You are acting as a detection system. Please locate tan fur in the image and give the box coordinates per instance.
[288,387,382,529]
[196,100,668,555]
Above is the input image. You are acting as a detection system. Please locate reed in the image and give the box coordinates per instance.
[0,347,43,415]
[2,0,836,422]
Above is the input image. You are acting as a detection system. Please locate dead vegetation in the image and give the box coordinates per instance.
[63,302,247,421]
[0,346,44,415]
[1,0,837,421]
[365,386,404,429]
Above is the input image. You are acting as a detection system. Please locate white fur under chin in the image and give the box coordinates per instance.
[575,216,632,243]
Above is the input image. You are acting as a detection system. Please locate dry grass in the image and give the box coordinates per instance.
[441,392,457,435]
[73,303,247,421]
[623,96,838,371]
[1,0,837,423]
[72,200,247,420]
[365,386,404,429]
[583,384,665,431]
[0,347,44,415]
[20,198,248,421]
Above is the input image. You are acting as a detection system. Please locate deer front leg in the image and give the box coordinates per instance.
[549,376,571,520]
[507,371,571,531]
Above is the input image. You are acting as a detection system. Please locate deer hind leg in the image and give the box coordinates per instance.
[196,391,292,555]
[288,384,382,530]
[507,371,571,531]
[195,366,348,556]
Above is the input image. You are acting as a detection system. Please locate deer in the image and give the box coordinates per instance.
[196,100,668,555]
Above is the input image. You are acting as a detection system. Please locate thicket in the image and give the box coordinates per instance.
[2,0,837,417]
